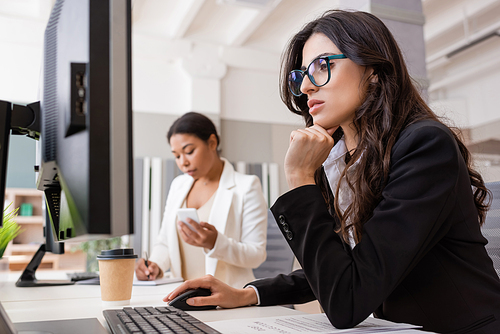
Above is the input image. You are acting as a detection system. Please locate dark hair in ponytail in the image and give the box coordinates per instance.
[167,112,220,149]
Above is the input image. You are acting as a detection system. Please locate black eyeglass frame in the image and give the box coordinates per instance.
[288,54,347,97]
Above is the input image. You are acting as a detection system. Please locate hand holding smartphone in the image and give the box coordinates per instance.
[177,208,199,232]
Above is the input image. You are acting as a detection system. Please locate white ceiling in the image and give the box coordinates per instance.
[422,0,500,68]
[0,0,342,55]
[130,0,341,55]
[2,0,500,96]
[2,0,500,64]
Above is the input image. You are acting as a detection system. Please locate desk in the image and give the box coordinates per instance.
[0,270,425,333]
[0,270,304,331]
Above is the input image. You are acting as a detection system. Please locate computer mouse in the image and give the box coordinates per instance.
[168,288,217,311]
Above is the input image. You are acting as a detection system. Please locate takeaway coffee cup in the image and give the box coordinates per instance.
[97,248,138,306]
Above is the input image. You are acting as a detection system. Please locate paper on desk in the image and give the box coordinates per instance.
[208,313,421,334]
[132,276,183,286]
[75,276,183,286]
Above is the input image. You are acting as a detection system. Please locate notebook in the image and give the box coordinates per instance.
[75,275,183,285]
[0,300,108,334]
[133,276,183,286]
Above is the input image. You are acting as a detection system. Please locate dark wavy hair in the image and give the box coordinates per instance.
[167,112,220,149]
[280,10,489,243]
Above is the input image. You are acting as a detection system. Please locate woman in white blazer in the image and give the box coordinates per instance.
[135,112,268,288]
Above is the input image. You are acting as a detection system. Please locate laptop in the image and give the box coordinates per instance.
[0,300,108,334]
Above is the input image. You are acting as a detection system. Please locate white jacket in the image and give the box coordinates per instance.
[149,158,268,288]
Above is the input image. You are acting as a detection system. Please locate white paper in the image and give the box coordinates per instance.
[208,313,421,334]
[133,276,183,286]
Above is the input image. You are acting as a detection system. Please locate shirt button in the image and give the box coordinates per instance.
[286,231,293,240]
[282,223,290,232]
[279,215,286,225]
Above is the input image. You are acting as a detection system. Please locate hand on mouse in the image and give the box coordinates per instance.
[135,258,162,281]
[164,275,257,309]
[177,219,218,250]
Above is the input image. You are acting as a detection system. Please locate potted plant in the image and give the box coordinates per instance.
[1,204,22,259]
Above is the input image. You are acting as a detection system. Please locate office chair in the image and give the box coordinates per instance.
[253,210,295,279]
[482,181,500,277]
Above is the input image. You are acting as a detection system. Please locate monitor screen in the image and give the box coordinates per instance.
[35,0,134,241]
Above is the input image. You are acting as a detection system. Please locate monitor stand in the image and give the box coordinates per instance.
[15,243,74,287]
[14,185,74,287]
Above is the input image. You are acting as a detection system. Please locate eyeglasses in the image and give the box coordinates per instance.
[288,54,347,97]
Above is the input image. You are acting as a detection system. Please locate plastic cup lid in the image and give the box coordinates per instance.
[96,248,138,260]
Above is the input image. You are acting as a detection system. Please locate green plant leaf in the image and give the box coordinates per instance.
[1,204,23,258]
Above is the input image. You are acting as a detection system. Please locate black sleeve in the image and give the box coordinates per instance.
[245,269,316,306]
[269,122,462,328]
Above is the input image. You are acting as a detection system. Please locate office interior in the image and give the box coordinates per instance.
[1,0,500,331]
[2,0,500,192]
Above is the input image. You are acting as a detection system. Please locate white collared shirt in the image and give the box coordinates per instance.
[322,136,359,248]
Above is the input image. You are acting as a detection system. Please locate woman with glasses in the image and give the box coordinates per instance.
[165,10,500,333]
[135,112,268,289]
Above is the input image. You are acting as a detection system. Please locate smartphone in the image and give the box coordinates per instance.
[177,208,199,232]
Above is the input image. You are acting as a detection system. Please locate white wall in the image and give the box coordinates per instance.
[221,67,300,125]
[0,9,47,104]
[131,34,299,127]
[132,57,191,115]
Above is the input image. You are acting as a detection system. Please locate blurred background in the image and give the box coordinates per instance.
[2,0,500,188]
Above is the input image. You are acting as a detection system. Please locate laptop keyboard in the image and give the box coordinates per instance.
[103,305,221,334]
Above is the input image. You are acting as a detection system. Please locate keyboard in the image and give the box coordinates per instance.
[67,272,100,282]
[103,305,222,334]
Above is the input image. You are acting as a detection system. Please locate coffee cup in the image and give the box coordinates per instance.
[97,248,137,306]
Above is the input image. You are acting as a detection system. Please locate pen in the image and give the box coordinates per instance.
[144,251,150,280]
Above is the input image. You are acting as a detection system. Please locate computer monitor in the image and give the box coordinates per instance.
[1,0,134,286]
[0,102,12,228]
[0,101,40,227]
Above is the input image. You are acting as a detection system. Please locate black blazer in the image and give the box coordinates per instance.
[250,120,500,333]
